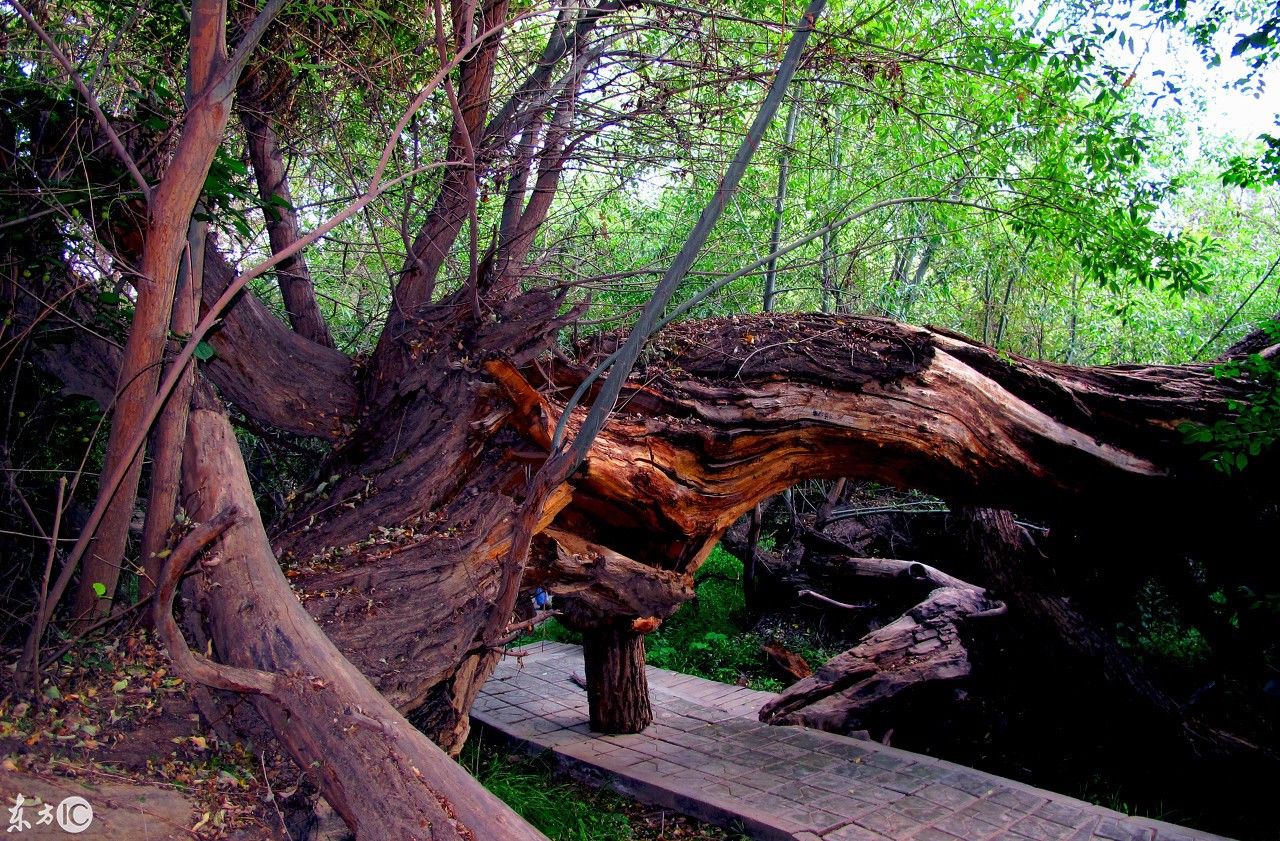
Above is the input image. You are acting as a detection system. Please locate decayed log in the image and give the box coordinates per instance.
[758,584,1002,733]
[721,509,1009,734]
[179,391,546,841]
[499,313,1257,574]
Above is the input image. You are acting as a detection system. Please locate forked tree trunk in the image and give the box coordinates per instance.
[581,625,653,733]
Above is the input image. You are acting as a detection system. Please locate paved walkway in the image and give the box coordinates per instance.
[473,641,1230,841]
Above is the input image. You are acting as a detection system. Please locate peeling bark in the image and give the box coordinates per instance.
[273,311,1257,749]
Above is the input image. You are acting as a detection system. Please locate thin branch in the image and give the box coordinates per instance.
[1194,252,1280,360]
[495,610,563,646]
[5,0,151,201]
[26,477,67,692]
[552,192,994,448]
[553,0,829,459]
[798,589,870,610]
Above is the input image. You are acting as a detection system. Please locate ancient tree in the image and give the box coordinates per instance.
[4,0,1277,837]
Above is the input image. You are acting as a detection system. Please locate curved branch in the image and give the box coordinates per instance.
[201,243,356,438]
[152,506,280,696]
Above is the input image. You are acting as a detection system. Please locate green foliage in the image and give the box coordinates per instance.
[643,547,775,688]
[1146,0,1279,87]
[198,147,256,239]
[644,547,835,691]
[1180,319,1280,474]
[193,340,217,362]
[1222,134,1280,188]
[460,738,747,840]
[1124,580,1212,669]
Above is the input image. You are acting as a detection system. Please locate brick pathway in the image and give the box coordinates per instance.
[472,641,1230,841]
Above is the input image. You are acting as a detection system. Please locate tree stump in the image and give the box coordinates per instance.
[581,625,653,733]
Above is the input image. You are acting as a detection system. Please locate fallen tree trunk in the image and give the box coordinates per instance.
[278,311,1263,748]
[29,285,1273,745]
[759,583,1002,733]
[31,301,1270,755]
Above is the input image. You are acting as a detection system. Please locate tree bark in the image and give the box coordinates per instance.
[68,0,283,626]
[139,215,206,599]
[199,242,356,439]
[260,309,1262,749]
[238,73,335,348]
[180,386,547,841]
[759,584,999,733]
[582,624,653,734]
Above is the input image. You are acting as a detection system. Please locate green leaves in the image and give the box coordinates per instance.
[200,148,254,239]
[1180,320,1280,474]
[1221,135,1280,189]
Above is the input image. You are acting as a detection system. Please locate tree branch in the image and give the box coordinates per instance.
[5,0,151,200]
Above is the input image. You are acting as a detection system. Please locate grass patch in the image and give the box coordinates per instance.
[644,546,785,690]
[461,732,744,840]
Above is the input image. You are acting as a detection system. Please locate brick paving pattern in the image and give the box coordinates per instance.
[472,641,1231,841]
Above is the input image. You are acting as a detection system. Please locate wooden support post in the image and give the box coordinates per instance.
[581,624,652,733]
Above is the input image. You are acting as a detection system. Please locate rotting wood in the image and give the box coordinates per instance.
[759,584,1001,733]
